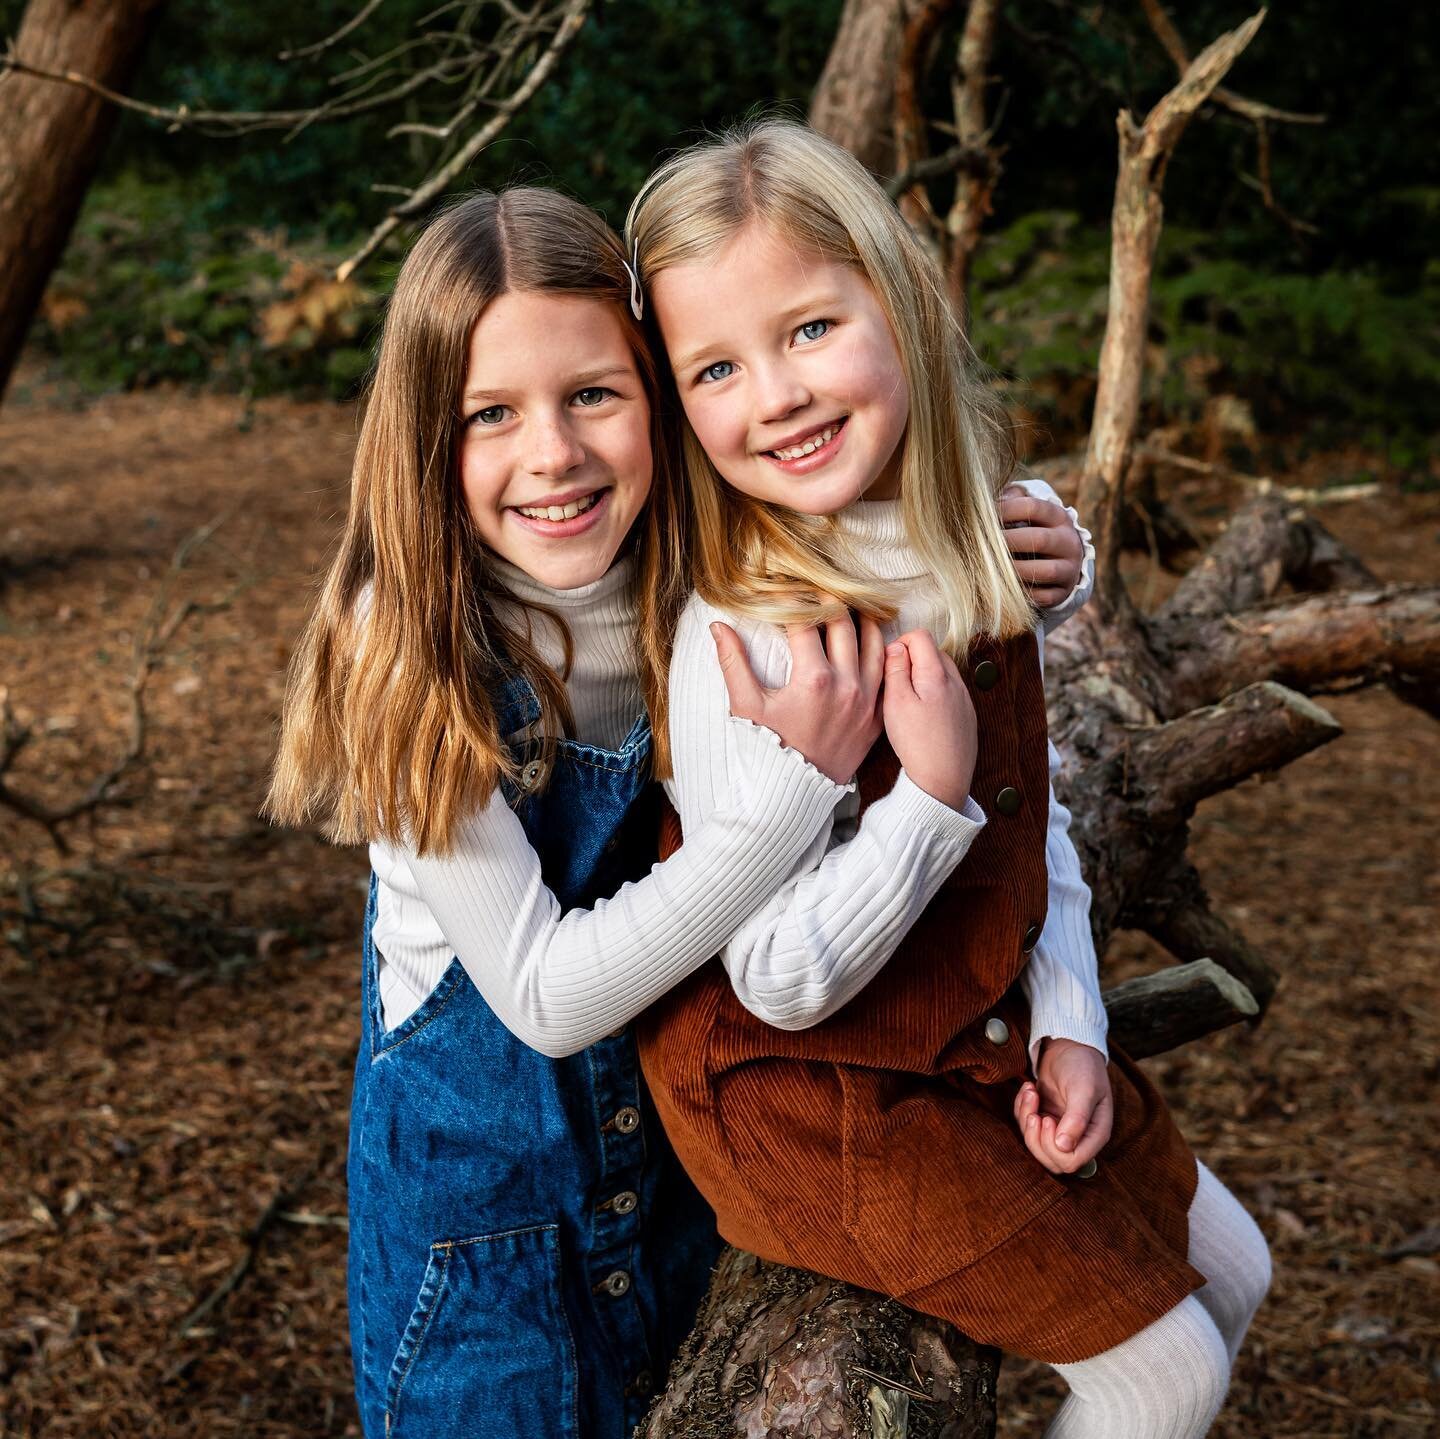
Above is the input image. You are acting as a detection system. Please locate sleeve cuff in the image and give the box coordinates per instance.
[723,712,854,801]
[1027,1013,1111,1073]
[886,770,987,847]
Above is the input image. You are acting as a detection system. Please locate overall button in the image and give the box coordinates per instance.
[1076,1158,1098,1179]
[973,659,999,691]
[626,1370,654,1399]
[520,759,545,790]
[995,786,1021,816]
[608,1190,638,1215]
[984,1016,1010,1046]
[1022,922,1043,952]
[612,1106,641,1135]
[598,1269,631,1298]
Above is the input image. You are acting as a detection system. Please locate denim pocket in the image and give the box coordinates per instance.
[383,1222,580,1438]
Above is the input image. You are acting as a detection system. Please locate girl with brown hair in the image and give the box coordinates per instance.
[268,184,1090,1437]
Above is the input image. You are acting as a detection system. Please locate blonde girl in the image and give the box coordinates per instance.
[267,185,1082,1439]
[628,119,1271,1439]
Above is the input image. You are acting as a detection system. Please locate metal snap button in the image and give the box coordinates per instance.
[973,659,999,691]
[1076,1158,1098,1179]
[1022,922,1042,953]
[601,1269,631,1297]
[610,1190,638,1215]
[521,759,544,790]
[984,1016,1009,1046]
[995,785,1021,816]
[613,1106,641,1135]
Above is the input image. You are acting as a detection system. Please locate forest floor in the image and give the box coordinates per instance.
[0,381,1436,1438]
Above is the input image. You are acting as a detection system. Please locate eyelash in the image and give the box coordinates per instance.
[694,319,834,386]
[464,387,617,427]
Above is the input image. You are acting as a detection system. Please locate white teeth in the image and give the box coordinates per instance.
[772,425,838,461]
[517,493,600,521]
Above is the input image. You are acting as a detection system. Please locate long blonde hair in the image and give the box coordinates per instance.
[627,118,1030,650]
[267,189,688,855]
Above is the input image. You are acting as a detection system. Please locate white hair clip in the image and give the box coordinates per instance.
[622,247,644,322]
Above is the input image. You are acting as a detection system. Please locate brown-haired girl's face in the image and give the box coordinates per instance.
[650,221,910,513]
[459,290,653,589]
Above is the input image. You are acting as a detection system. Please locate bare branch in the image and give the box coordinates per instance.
[279,0,387,63]
[1078,9,1266,615]
[336,0,592,281]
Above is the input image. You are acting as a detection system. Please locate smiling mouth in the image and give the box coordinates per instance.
[764,417,848,461]
[513,491,604,522]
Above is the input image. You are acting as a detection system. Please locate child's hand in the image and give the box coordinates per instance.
[711,614,884,784]
[1013,1038,1113,1175]
[880,631,977,811]
[1000,485,1084,609]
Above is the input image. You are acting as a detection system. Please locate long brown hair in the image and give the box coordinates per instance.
[266,189,687,855]
[627,119,1030,654]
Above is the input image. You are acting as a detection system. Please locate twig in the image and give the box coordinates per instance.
[336,0,592,280]
[279,0,387,62]
[174,1166,317,1337]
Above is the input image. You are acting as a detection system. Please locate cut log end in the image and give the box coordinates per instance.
[1104,958,1260,1060]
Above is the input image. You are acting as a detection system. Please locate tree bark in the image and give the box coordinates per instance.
[0,0,167,402]
[809,0,916,176]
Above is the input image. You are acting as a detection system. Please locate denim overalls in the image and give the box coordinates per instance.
[347,675,721,1438]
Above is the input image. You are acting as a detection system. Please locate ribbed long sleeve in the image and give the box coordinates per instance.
[661,478,1107,1050]
[369,557,846,1041]
[664,596,986,1029]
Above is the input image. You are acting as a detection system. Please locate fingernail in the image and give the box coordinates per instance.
[709,622,720,638]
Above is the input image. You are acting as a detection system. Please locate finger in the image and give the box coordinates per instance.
[1013,558,1075,588]
[858,616,886,701]
[899,629,946,688]
[711,623,764,718]
[1002,524,1079,559]
[1054,1085,1098,1154]
[1036,1114,1083,1174]
[1023,586,1071,609]
[783,622,826,678]
[1067,1094,1114,1169]
[1023,1110,1063,1175]
[999,494,1066,530]
[883,640,916,705]
[1013,1081,1037,1126]
[822,612,860,678]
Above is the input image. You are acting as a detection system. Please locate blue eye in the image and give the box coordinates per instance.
[469,405,508,427]
[573,386,613,407]
[699,360,735,384]
[796,319,831,344]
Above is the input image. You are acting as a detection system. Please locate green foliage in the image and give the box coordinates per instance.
[27,175,382,398]
[973,213,1440,441]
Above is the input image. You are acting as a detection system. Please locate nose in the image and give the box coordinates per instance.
[751,357,811,426]
[524,410,586,479]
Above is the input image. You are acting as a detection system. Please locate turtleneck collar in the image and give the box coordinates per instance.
[490,553,636,610]
[833,499,926,583]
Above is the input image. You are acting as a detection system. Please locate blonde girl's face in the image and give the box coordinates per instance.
[649,221,910,513]
[459,291,653,590]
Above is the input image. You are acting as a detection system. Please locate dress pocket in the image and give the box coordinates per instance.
[384,1222,580,1439]
[840,1067,1064,1293]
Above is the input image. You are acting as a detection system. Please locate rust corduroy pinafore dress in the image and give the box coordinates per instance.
[637,629,1203,1363]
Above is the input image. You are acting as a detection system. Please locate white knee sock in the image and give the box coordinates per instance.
[1042,1163,1271,1437]
[1045,1295,1230,1439]
[1186,1162,1272,1364]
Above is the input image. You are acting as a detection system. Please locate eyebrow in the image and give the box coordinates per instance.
[668,293,848,377]
[463,362,634,403]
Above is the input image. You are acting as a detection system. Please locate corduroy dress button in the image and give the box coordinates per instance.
[973,659,999,691]
[1076,1158,1098,1179]
[1022,922,1043,952]
[995,786,1021,816]
[984,1017,1010,1045]
[612,1106,641,1134]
